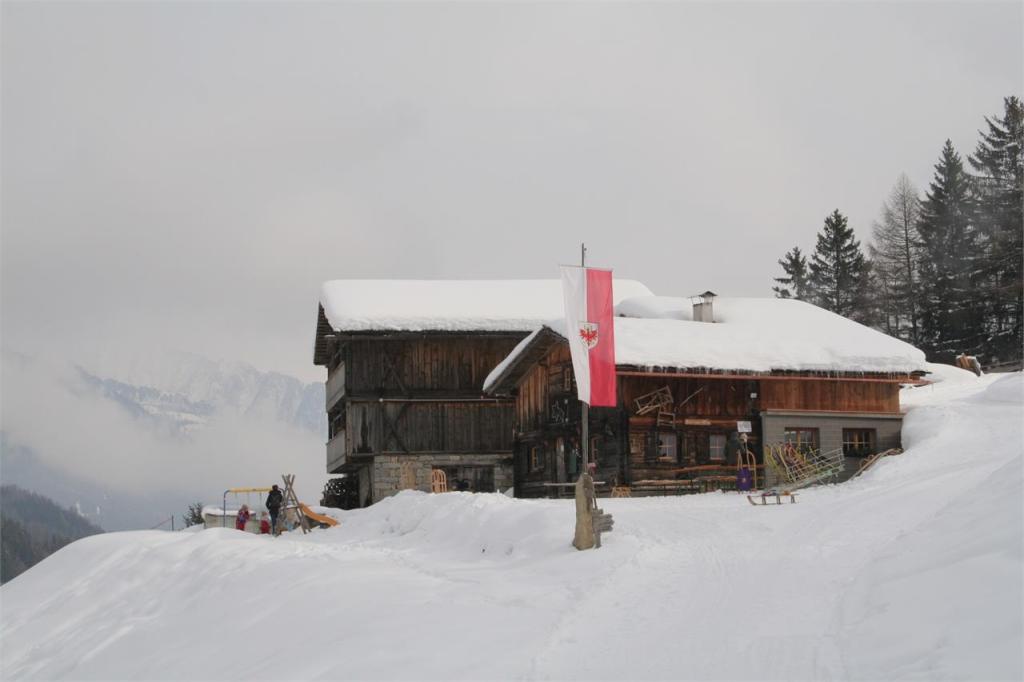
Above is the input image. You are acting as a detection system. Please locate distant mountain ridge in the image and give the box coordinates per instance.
[76,351,326,436]
[2,350,327,531]
[76,370,216,436]
[1,485,104,583]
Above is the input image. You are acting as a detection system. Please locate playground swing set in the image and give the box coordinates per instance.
[218,475,338,534]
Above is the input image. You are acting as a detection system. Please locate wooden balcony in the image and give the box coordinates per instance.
[326,431,347,473]
[326,364,346,410]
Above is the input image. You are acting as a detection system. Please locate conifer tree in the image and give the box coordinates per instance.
[869,174,922,343]
[865,257,899,336]
[917,140,984,360]
[808,210,867,318]
[772,246,810,300]
[182,502,205,528]
[969,96,1023,363]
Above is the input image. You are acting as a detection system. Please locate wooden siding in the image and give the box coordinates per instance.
[621,375,760,482]
[504,338,908,497]
[346,336,522,396]
[515,345,574,435]
[512,351,763,494]
[760,379,899,414]
[347,400,513,455]
[622,376,757,420]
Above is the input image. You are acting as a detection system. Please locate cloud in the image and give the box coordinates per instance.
[1,3,1020,513]
[3,2,1021,383]
[1,353,328,503]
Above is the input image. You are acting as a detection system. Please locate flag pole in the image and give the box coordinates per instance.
[580,242,589,475]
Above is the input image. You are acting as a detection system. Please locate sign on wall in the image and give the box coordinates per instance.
[737,420,753,433]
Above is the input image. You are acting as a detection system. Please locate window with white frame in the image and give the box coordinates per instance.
[657,433,677,462]
[709,434,727,461]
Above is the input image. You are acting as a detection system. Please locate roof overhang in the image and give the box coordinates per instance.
[616,366,929,384]
[482,326,566,396]
[314,303,533,367]
[481,328,929,392]
[313,305,336,366]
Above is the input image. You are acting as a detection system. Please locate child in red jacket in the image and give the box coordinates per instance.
[259,512,271,535]
[235,504,251,531]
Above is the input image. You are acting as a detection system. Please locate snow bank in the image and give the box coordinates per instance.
[2,374,1020,680]
[973,371,1024,404]
[918,361,980,385]
[306,490,570,563]
[899,363,991,409]
[319,279,653,332]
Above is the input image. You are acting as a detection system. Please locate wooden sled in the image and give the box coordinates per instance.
[747,491,797,506]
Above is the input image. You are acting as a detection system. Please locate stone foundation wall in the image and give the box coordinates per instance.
[371,454,514,503]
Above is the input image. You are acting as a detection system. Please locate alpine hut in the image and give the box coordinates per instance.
[312,279,653,506]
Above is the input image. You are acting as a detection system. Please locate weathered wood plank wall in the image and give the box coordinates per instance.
[622,376,756,419]
[347,401,513,455]
[346,336,521,396]
[337,335,522,457]
[760,379,899,413]
[515,345,573,434]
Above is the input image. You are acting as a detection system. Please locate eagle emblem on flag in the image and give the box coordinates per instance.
[578,322,599,349]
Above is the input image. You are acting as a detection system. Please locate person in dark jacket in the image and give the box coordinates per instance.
[266,484,283,534]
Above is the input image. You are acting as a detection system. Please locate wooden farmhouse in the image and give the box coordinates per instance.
[483,293,929,497]
[312,279,652,506]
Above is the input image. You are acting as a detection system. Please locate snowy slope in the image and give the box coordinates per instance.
[2,374,1021,680]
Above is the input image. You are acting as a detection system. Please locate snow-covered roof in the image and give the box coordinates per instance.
[319,279,654,333]
[483,295,928,393]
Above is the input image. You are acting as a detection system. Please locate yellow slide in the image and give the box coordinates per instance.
[298,503,339,527]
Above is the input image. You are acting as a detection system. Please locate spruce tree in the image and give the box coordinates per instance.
[808,210,867,318]
[969,96,1023,363]
[917,140,984,360]
[772,246,810,300]
[869,174,922,344]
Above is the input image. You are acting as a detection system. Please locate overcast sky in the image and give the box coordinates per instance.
[3,1,1021,381]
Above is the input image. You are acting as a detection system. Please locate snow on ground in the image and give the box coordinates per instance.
[2,375,1021,681]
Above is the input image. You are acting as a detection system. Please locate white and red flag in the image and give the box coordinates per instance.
[560,266,617,407]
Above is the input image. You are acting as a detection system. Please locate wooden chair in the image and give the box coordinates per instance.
[634,386,673,415]
[431,469,448,493]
